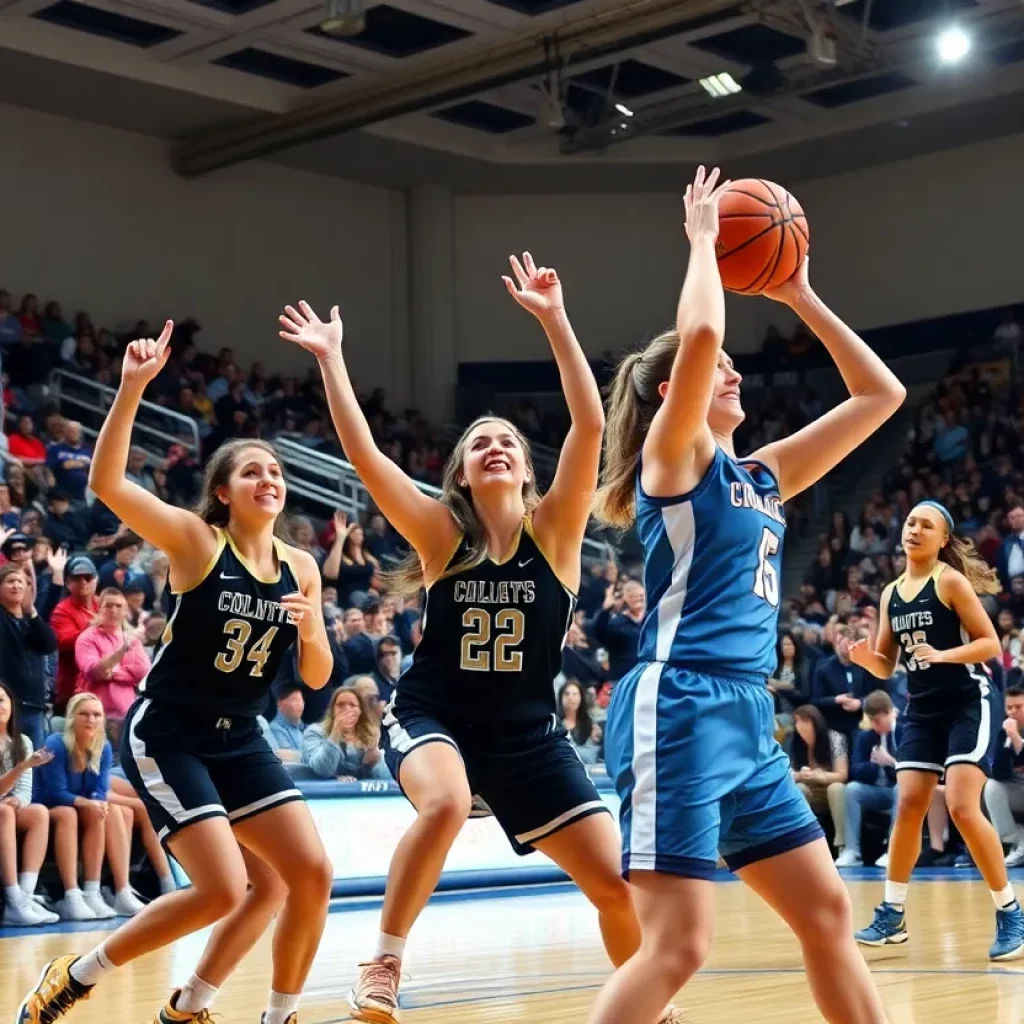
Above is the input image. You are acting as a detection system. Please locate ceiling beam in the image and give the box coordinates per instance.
[172,0,745,177]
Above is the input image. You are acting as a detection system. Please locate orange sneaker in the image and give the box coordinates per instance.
[347,955,401,1023]
[151,991,217,1023]
[15,955,92,1024]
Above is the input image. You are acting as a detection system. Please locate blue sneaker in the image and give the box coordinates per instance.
[989,903,1024,961]
[955,851,975,868]
[855,902,908,946]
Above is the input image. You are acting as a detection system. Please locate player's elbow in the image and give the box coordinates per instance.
[980,638,1001,662]
[678,321,721,353]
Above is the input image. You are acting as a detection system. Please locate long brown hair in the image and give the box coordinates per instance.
[594,332,680,528]
[0,681,27,765]
[387,416,542,596]
[193,438,291,540]
[940,534,1001,594]
[321,686,377,750]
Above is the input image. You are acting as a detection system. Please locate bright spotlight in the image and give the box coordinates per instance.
[615,103,634,117]
[936,25,970,63]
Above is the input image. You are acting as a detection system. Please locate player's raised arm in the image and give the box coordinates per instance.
[88,321,215,576]
[502,253,603,589]
[278,302,458,575]
[751,262,906,502]
[642,165,731,495]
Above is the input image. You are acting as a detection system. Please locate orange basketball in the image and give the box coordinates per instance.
[715,179,808,294]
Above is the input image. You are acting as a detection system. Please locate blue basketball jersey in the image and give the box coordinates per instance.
[635,446,785,680]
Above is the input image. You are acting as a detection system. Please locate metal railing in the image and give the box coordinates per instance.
[48,369,201,461]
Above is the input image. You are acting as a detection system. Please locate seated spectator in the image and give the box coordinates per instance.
[1000,504,1024,590]
[984,685,1024,867]
[372,634,402,703]
[341,605,376,675]
[809,624,875,748]
[98,532,147,595]
[592,577,645,683]
[50,556,100,714]
[124,447,156,495]
[364,511,403,565]
[0,290,22,345]
[106,775,176,896]
[43,488,88,551]
[0,563,58,752]
[559,679,601,766]
[788,704,848,858]
[268,682,307,762]
[42,301,72,345]
[46,420,93,503]
[302,686,390,781]
[17,294,43,339]
[768,630,811,734]
[7,415,47,467]
[836,691,901,867]
[352,676,386,723]
[33,694,143,919]
[0,681,58,926]
[74,588,151,730]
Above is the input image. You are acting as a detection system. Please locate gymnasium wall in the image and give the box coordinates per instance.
[453,129,1024,363]
[0,102,409,400]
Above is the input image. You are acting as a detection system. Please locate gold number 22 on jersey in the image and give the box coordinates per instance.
[214,618,279,677]
[460,607,525,672]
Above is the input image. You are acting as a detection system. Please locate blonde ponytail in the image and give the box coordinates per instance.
[594,332,679,528]
[940,535,1001,594]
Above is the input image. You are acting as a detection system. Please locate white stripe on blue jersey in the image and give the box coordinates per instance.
[635,446,785,680]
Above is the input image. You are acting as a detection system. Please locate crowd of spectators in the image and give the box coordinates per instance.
[2,283,1024,929]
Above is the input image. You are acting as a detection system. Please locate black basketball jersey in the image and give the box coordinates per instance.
[141,529,300,718]
[887,563,990,719]
[396,518,576,727]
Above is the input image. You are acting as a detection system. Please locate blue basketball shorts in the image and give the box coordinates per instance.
[604,663,823,880]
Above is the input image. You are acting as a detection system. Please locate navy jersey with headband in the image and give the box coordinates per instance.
[635,446,785,679]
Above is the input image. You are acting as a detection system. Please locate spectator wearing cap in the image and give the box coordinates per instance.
[98,532,152,604]
[50,556,99,714]
[1,530,33,569]
[268,682,307,762]
[372,635,402,704]
[46,420,92,502]
[0,562,57,750]
[42,488,88,551]
[6,415,47,467]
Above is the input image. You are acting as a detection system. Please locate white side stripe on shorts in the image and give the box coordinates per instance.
[626,661,665,873]
[515,800,607,846]
[228,790,303,822]
[946,682,992,767]
[383,708,458,757]
[128,698,224,825]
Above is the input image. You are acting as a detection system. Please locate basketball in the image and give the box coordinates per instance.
[716,179,809,294]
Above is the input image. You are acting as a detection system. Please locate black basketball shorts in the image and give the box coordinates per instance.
[896,687,999,778]
[382,699,608,855]
[121,697,304,845]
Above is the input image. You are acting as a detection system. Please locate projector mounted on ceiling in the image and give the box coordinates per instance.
[320,0,366,37]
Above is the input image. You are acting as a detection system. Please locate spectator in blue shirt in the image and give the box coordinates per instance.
[302,686,390,781]
[46,420,93,502]
[268,682,307,762]
[0,291,22,347]
[1000,505,1024,590]
[933,409,970,464]
[836,690,902,868]
[33,693,138,920]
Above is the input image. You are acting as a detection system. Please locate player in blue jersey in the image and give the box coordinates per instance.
[588,166,905,1024]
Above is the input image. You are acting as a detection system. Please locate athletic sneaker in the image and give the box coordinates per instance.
[873,852,889,869]
[1005,841,1024,868]
[990,904,1024,961]
[3,889,49,927]
[657,1005,691,1023]
[348,955,401,1023]
[15,955,92,1023]
[835,849,862,867]
[955,851,975,869]
[855,902,908,946]
[56,891,97,922]
[111,889,146,917]
[150,992,217,1023]
[259,1016,296,1024]
[81,891,116,920]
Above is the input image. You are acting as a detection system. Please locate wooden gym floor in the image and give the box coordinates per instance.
[2,872,1023,1023]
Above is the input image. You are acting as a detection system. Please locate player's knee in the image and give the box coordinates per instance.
[284,850,334,904]
[251,867,289,912]
[585,870,633,916]
[896,787,930,819]
[946,793,981,826]
[799,881,852,944]
[193,870,249,919]
[652,931,712,985]
[417,789,471,835]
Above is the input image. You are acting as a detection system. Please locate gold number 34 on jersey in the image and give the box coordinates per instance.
[460,607,525,672]
[215,618,279,677]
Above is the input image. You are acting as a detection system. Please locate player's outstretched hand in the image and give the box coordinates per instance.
[503,251,564,322]
[683,165,731,244]
[762,251,811,307]
[279,301,343,360]
[281,591,318,641]
[122,320,173,388]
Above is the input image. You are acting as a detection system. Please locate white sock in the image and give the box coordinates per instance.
[19,872,39,895]
[375,932,406,960]
[177,975,219,1013]
[992,884,1017,910]
[83,880,100,896]
[64,887,83,900]
[5,884,23,904]
[70,944,114,986]
[159,874,177,895]
[264,991,300,1024]
[884,880,908,909]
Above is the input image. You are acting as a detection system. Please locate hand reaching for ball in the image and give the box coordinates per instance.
[684,166,732,245]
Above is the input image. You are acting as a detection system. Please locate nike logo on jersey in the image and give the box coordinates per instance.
[518,559,534,568]
[220,572,241,580]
